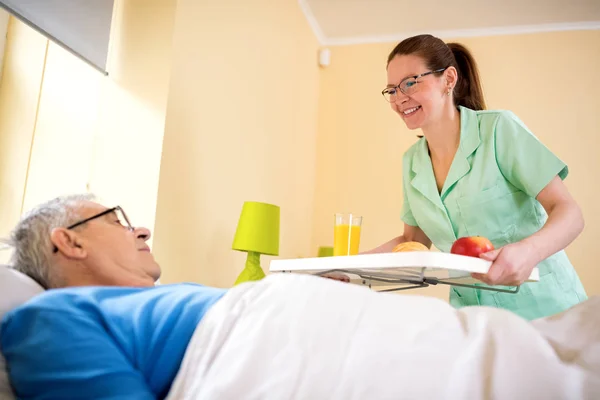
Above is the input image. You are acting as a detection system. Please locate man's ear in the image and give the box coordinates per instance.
[50,228,87,259]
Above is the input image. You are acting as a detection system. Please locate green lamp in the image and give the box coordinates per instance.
[232,201,280,285]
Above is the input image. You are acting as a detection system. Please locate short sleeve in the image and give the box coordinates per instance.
[401,172,418,227]
[494,111,568,198]
[1,308,154,400]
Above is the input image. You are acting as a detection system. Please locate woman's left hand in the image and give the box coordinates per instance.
[471,241,540,286]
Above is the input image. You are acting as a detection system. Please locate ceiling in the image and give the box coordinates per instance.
[300,0,600,45]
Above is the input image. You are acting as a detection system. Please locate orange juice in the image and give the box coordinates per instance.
[334,224,361,256]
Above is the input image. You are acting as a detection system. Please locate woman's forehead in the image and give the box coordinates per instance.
[387,54,427,83]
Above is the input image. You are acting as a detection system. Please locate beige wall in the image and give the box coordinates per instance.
[0,0,177,256]
[312,30,600,299]
[0,18,47,263]
[88,0,177,247]
[153,0,321,287]
[21,41,101,214]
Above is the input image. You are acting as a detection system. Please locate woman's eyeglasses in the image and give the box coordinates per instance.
[382,68,447,102]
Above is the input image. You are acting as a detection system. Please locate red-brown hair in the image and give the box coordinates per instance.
[387,34,486,110]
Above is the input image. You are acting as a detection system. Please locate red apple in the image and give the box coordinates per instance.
[450,236,494,258]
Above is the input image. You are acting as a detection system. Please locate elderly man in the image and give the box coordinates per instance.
[1,194,227,399]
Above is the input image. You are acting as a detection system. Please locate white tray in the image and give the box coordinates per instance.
[269,252,539,292]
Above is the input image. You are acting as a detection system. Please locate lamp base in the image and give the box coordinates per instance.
[234,251,265,286]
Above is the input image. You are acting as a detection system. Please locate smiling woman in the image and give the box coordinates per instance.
[365,34,588,321]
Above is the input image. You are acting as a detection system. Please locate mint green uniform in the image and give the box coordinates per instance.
[401,106,587,320]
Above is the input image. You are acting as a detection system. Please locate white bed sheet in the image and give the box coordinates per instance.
[167,274,600,400]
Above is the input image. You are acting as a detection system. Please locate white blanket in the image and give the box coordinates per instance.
[166,274,600,400]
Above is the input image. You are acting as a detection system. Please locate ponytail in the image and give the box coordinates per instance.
[447,42,486,110]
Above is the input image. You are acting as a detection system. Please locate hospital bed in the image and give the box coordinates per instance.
[1,262,598,399]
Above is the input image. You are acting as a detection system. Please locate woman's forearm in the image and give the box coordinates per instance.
[521,201,584,265]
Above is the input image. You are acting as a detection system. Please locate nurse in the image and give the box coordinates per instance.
[367,34,588,320]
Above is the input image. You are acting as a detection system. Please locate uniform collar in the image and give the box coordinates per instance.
[410,106,481,208]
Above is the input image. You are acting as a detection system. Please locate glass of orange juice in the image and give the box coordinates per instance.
[333,213,362,256]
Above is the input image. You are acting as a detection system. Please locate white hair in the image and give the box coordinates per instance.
[2,194,95,288]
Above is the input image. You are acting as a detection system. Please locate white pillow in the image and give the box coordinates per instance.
[0,265,44,399]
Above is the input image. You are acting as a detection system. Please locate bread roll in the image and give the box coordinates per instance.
[392,241,429,252]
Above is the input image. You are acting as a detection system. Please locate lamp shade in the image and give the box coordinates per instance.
[232,201,280,256]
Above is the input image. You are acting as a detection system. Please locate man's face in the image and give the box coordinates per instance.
[53,201,161,287]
